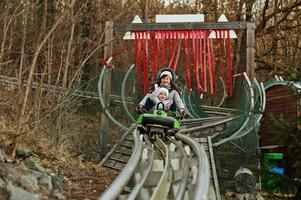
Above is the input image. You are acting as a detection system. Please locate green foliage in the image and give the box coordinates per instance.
[263,114,301,198]
[267,115,301,165]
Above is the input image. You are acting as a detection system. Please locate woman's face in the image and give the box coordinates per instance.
[160,75,171,86]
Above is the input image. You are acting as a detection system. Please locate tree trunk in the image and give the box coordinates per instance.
[18,0,29,92]
[11,0,76,158]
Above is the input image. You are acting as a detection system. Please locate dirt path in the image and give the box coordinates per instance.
[56,162,118,200]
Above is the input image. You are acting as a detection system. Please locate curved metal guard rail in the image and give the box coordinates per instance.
[175,133,210,200]
[213,72,255,146]
[121,64,136,122]
[98,127,143,200]
[98,62,129,131]
[184,76,227,118]
[187,91,201,118]
[222,79,266,141]
[264,79,301,90]
[217,76,227,107]
[253,79,266,126]
[182,86,195,118]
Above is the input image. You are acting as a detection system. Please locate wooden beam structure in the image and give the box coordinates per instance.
[100,21,113,159]
[113,22,249,31]
[112,21,255,82]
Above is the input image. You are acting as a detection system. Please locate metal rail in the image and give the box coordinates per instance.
[181,115,234,124]
[175,133,210,200]
[182,86,197,118]
[98,63,129,131]
[150,136,172,200]
[202,105,237,113]
[186,77,227,117]
[99,130,217,200]
[167,136,190,200]
[121,64,136,123]
[180,115,240,133]
[213,72,255,146]
[98,128,143,200]
[187,92,200,118]
[127,134,155,200]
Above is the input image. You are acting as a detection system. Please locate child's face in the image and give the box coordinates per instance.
[158,92,168,100]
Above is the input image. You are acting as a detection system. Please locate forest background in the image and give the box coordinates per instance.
[0,0,300,199]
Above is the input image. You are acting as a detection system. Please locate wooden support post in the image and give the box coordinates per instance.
[297,90,301,131]
[246,23,255,82]
[100,21,113,159]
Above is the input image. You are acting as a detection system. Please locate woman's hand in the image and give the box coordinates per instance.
[179,108,186,118]
[136,105,146,114]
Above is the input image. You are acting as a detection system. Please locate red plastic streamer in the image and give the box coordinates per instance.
[209,37,217,94]
[172,32,182,71]
[198,31,204,91]
[184,31,192,94]
[226,30,233,96]
[135,32,143,95]
[218,30,226,86]
[168,31,177,68]
[133,29,234,96]
[192,31,202,92]
[143,32,149,93]
[153,32,160,80]
[160,31,165,67]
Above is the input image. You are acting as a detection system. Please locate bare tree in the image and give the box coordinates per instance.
[11,0,76,157]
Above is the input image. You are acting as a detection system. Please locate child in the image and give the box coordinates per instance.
[150,85,173,111]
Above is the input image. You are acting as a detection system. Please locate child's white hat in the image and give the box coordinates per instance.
[158,87,169,97]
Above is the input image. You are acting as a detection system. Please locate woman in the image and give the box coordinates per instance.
[136,68,186,117]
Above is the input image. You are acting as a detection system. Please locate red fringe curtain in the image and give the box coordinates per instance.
[134,30,233,96]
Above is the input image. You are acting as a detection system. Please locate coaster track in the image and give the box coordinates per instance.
[97,61,266,199]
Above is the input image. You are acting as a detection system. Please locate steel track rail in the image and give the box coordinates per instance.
[150,136,173,200]
[98,128,143,200]
[202,105,238,113]
[180,115,241,133]
[175,133,210,200]
[127,134,155,200]
[180,115,237,128]
[181,115,234,123]
[167,136,189,200]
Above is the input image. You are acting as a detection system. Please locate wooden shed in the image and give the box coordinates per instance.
[260,81,301,177]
